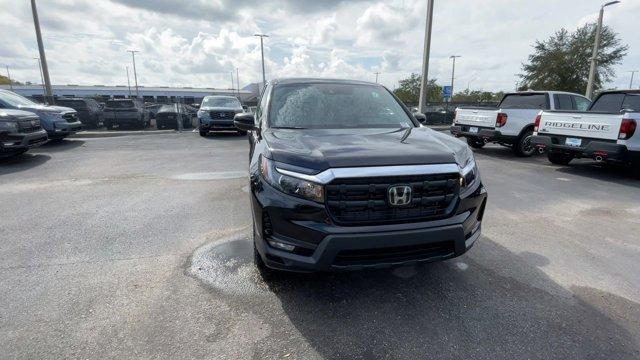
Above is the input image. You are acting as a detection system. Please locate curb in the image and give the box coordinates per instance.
[69,130,178,138]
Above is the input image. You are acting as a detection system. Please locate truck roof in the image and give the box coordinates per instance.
[597,89,640,95]
[272,78,379,86]
[503,90,586,96]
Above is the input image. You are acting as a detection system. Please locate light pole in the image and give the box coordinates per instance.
[449,55,461,100]
[418,0,434,113]
[236,68,240,96]
[230,71,235,94]
[374,72,381,84]
[466,78,476,92]
[126,66,132,97]
[5,65,13,91]
[254,34,269,88]
[34,57,46,97]
[30,0,54,104]
[629,70,638,89]
[127,50,140,98]
[586,1,621,99]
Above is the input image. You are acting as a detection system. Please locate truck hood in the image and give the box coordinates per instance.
[0,109,39,122]
[199,106,243,112]
[264,127,466,172]
[17,104,75,114]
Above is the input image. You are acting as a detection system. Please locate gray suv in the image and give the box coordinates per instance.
[0,89,82,140]
[0,109,48,157]
[197,96,245,136]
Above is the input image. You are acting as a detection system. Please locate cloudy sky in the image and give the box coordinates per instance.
[1,0,638,92]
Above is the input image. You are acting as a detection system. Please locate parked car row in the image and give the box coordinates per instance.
[451,89,639,178]
[1,89,82,157]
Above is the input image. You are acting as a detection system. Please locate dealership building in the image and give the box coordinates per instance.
[0,84,258,105]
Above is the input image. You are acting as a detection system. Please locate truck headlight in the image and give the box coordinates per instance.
[457,147,479,197]
[0,121,19,132]
[197,110,209,118]
[259,155,324,203]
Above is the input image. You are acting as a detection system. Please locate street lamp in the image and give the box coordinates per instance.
[254,34,269,88]
[418,0,435,113]
[585,0,621,99]
[628,70,638,89]
[126,66,132,97]
[127,50,140,98]
[30,0,54,104]
[449,55,461,100]
[374,72,381,84]
[33,57,46,97]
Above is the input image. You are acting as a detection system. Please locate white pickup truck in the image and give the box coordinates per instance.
[451,91,591,156]
[532,90,639,177]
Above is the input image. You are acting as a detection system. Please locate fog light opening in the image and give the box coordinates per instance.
[268,240,296,252]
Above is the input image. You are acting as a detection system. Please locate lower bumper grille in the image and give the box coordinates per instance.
[333,241,454,267]
[326,173,460,225]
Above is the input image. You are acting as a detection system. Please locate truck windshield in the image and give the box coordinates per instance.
[0,91,38,107]
[269,83,413,129]
[499,94,548,109]
[589,93,640,112]
[202,97,241,108]
[106,100,135,108]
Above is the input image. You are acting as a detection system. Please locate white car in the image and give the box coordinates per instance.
[451,91,591,156]
[532,89,639,178]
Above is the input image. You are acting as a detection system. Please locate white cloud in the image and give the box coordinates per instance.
[1,0,638,92]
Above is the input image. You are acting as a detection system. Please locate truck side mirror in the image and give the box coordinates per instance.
[414,113,427,123]
[234,113,257,131]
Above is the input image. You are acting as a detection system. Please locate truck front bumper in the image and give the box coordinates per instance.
[252,180,487,272]
[532,135,630,162]
[0,129,49,155]
[48,121,83,138]
[451,125,516,144]
[200,120,237,131]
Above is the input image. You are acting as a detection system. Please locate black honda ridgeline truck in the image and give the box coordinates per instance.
[234,78,487,273]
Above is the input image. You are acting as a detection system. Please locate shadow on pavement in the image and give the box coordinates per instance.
[246,237,640,359]
[0,153,51,175]
[38,139,86,153]
[554,162,640,188]
[201,132,248,142]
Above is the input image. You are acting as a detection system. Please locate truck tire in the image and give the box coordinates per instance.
[513,129,535,157]
[199,130,207,137]
[548,152,573,165]
[630,160,640,179]
[467,138,485,149]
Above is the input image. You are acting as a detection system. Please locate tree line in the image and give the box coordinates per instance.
[394,22,628,104]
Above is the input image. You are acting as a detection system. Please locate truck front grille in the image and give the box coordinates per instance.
[326,173,460,225]
[209,111,236,120]
[62,113,78,123]
[18,120,42,133]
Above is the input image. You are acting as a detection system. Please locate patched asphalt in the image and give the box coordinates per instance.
[1,132,639,359]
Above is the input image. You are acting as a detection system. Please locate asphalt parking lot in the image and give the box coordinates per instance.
[1,132,639,359]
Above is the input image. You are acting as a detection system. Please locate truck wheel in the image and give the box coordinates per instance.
[466,138,485,149]
[199,130,208,137]
[548,152,573,165]
[513,129,535,157]
[630,160,640,179]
